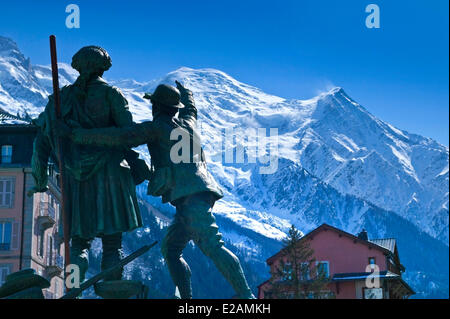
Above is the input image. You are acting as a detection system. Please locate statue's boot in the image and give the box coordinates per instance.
[101,233,124,281]
[70,237,92,283]
[163,238,255,299]
[162,245,193,299]
[198,243,255,299]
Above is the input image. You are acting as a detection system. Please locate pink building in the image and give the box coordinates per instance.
[258,224,415,299]
[0,121,65,299]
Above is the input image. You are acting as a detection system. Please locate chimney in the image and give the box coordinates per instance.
[357,229,368,241]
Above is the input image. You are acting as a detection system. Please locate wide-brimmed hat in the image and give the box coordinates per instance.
[143,84,184,109]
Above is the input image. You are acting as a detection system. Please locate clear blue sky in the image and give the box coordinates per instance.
[1,0,448,145]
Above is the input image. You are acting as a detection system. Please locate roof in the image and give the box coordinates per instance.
[0,108,31,125]
[332,271,399,281]
[266,224,394,265]
[370,238,396,254]
[0,123,36,132]
[257,279,271,289]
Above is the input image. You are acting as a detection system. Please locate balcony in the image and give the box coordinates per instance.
[45,255,64,278]
[37,202,56,230]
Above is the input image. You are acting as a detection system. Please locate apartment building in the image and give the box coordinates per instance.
[0,120,65,299]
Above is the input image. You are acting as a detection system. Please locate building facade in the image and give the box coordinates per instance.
[258,224,415,299]
[0,123,65,299]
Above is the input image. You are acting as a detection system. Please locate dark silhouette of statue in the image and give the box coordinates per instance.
[68,81,255,298]
[30,46,143,283]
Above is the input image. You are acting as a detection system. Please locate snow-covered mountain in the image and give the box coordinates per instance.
[0,36,77,119]
[115,67,449,243]
[1,36,448,298]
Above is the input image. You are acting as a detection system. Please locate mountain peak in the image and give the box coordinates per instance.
[313,86,365,117]
[321,86,353,101]
[0,35,30,70]
[327,86,345,95]
[0,36,20,53]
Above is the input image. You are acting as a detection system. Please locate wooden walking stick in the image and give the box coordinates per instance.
[49,35,71,287]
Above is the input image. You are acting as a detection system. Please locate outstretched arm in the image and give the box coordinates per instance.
[176,81,197,125]
[71,121,156,148]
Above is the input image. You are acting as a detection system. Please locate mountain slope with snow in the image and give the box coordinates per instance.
[142,67,448,244]
[0,36,76,118]
[1,36,448,298]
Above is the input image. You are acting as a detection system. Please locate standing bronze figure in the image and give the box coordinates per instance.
[30,46,143,283]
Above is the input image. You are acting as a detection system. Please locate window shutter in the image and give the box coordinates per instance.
[0,180,4,206]
[47,235,51,264]
[11,222,20,250]
[37,231,42,257]
[0,178,15,208]
[5,193,11,207]
[0,267,9,285]
[5,181,11,207]
[10,179,15,208]
[4,223,11,246]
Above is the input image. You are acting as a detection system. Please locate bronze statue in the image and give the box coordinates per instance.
[30,46,143,284]
[67,81,255,299]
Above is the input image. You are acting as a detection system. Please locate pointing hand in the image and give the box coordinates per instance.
[175,80,187,92]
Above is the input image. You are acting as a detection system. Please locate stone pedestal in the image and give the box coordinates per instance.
[0,269,50,299]
[94,280,147,299]
[3,287,45,299]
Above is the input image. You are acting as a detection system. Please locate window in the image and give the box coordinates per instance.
[300,262,311,280]
[364,287,383,299]
[0,265,10,285]
[0,178,15,208]
[316,261,330,278]
[0,222,12,251]
[38,230,45,258]
[55,203,60,223]
[47,235,53,265]
[281,262,293,281]
[48,164,54,178]
[1,145,12,164]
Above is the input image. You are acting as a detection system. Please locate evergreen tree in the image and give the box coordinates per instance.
[268,225,334,299]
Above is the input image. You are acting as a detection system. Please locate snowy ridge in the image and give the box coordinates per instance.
[0,36,77,119]
[109,67,449,244]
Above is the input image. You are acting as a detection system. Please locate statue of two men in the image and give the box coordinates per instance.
[31,46,255,299]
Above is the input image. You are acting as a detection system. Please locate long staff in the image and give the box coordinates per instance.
[49,35,71,286]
